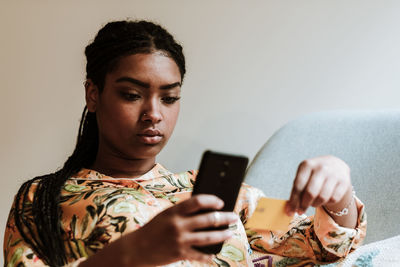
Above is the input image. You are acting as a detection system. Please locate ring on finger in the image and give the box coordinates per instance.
[213,212,221,227]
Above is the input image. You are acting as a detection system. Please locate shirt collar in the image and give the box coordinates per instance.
[73,163,173,181]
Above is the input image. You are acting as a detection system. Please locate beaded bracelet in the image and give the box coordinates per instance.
[323,189,355,217]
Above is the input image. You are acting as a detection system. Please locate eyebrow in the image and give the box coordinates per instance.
[116,77,181,90]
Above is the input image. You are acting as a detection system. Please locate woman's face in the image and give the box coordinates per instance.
[86,52,182,161]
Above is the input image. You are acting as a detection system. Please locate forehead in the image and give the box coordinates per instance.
[108,52,182,83]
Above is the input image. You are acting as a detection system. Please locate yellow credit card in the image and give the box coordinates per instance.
[245,197,294,231]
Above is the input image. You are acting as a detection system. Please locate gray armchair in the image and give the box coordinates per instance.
[244,110,400,244]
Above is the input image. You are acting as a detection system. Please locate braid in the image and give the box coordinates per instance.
[13,20,185,266]
[14,108,96,266]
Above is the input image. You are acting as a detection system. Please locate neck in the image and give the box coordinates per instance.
[91,145,156,178]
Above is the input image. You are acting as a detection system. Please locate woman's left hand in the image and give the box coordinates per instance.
[285,155,355,227]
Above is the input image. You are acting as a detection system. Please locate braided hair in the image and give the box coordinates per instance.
[13,20,185,266]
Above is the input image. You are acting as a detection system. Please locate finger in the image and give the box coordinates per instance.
[299,170,325,213]
[174,195,224,215]
[185,211,238,230]
[329,182,348,204]
[186,229,233,246]
[287,160,313,215]
[311,177,337,207]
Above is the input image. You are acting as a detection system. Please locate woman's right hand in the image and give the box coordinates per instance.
[80,194,238,267]
[131,194,237,266]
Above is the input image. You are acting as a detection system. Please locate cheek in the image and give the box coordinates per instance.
[98,103,140,131]
[116,105,140,123]
[164,105,180,133]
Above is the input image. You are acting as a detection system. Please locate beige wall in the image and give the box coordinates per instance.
[1,0,400,262]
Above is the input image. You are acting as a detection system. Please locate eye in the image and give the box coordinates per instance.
[162,96,181,104]
[121,92,141,101]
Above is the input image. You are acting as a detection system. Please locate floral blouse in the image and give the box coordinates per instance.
[4,164,366,267]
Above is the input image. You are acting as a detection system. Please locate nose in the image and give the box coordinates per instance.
[141,98,162,124]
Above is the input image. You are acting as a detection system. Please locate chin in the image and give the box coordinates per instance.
[130,144,164,159]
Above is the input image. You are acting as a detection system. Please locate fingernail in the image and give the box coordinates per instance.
[228,213,238,221]
[225,230,234,238]
[285,205,294,216]
[201,255,214,264]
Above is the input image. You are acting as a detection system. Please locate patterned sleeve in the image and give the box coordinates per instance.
[234,183,367,265]
[3,194,86,267]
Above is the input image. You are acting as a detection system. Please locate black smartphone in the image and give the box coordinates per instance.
[192,150,249,254]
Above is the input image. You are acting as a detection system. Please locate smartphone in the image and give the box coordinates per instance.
[192,150,249,254]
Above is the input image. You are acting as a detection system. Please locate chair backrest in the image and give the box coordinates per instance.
[244,110,400,244]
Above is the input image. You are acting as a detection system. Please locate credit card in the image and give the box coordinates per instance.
[245,197,294,231]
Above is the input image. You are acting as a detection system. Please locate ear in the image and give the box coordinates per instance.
[85,79,99,112]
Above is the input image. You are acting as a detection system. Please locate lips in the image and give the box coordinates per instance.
[137,129,163,145]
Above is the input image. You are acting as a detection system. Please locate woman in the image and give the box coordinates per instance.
[3,20,366,267]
